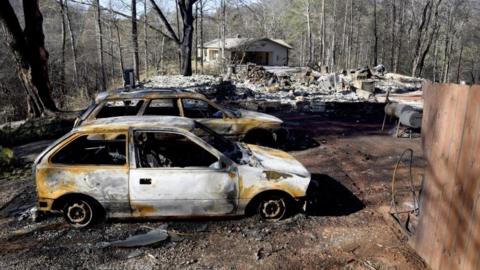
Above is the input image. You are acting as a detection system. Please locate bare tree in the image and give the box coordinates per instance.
[320,0,325,65]
[305,0,312,64]
[330,0,337,70]
[132,0,140,81]
[59,0,67,103]
[144,0,149,77]
[94,0,107,90]
[149,0,199,76]
[199,0,204,73]
[0,0,57,116]
[373,0,378,66]
[64,0,80,94]
[394,0,406,72]
[391,0,396,70]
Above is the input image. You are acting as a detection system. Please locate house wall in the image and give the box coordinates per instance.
[202,40,289,66]
[242,41,288,66]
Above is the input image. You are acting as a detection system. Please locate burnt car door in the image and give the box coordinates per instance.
[41,132,131,218]
[128,129,239,217]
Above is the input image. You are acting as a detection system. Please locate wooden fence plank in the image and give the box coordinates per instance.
[414,84,480,270]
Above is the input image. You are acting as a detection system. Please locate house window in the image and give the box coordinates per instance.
[209,49,219,61]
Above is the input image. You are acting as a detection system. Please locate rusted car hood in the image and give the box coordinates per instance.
[237,109,283,124]
[246,144,310,177]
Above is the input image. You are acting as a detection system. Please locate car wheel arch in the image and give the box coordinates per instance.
[51,192,105,214]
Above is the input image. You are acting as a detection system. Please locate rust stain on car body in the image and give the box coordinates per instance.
[131,204,156,217]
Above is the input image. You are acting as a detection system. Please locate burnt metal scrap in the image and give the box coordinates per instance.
[106,226,169,248]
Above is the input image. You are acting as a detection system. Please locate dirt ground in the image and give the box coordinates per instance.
[0,111,427,270]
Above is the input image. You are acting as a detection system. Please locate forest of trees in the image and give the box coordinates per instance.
[1,0,479,119]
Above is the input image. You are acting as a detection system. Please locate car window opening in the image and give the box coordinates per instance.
[144,99,180,116]
[194,122,244,164]
[51,133,126,165]
[182,99,223,119]
[134,131,218,168]
[96,99,144,118]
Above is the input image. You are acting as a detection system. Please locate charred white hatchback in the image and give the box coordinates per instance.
[34,116,310,227]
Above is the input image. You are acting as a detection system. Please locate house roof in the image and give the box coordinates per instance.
[203,38,292,50]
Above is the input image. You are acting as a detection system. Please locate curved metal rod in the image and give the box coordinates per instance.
[390,148,419,232]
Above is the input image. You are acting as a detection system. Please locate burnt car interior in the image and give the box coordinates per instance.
[181,99,223,118]
[134,131,218,168]
[96,100,144,118]
[51,133,126,165]
[144,99,180,116]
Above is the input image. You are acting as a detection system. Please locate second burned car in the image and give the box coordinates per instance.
[34,116,311,227]
[74,88,286,146]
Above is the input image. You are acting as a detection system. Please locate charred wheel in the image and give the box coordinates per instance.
[63,199,96,228]
[257,194,288,221]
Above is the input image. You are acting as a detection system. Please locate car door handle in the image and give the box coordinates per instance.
[139,178,152,185]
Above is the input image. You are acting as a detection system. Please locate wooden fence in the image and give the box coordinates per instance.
[413,83,480,270]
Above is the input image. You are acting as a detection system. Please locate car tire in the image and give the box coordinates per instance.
[63,199,98,228]
[257,194,288,221]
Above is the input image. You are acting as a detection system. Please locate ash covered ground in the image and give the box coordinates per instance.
[0,71,427,269]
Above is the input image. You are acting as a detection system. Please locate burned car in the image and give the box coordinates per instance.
[74,88,286,146]
[34,116,311,227]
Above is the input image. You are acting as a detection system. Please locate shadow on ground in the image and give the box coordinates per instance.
[279,129,320,151]
[306,174,365,216]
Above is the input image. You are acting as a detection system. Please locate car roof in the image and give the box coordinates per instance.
[75,116,196,133]
[95,87,207,103]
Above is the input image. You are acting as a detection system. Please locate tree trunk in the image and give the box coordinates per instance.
[108,20,115,85]
[0,0,58,116]
[114,20,125,75]
[144,0,149,78]
[456,37,464,83]
[411,0,433,77]
[347,0,353,68]
[341,0,348,68]
[373,0,378,66]
[94,0,107,90]
[200,0,204,73]
[320,0,325,65]
[180,25,194,76]
[433,30,439,82]
[395,0,405,73]
[59,0,67,107]
[221,0,226,71]
[306,0,312,64]
[160,35,165,73]
[194,3,198,74]
[149,0,198,76]
[330,0,337,71]
[131,0,140,81]
[64,0,80,96]
[391,0,396,71]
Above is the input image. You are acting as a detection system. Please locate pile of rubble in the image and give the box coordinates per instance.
[145,64,424,113]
